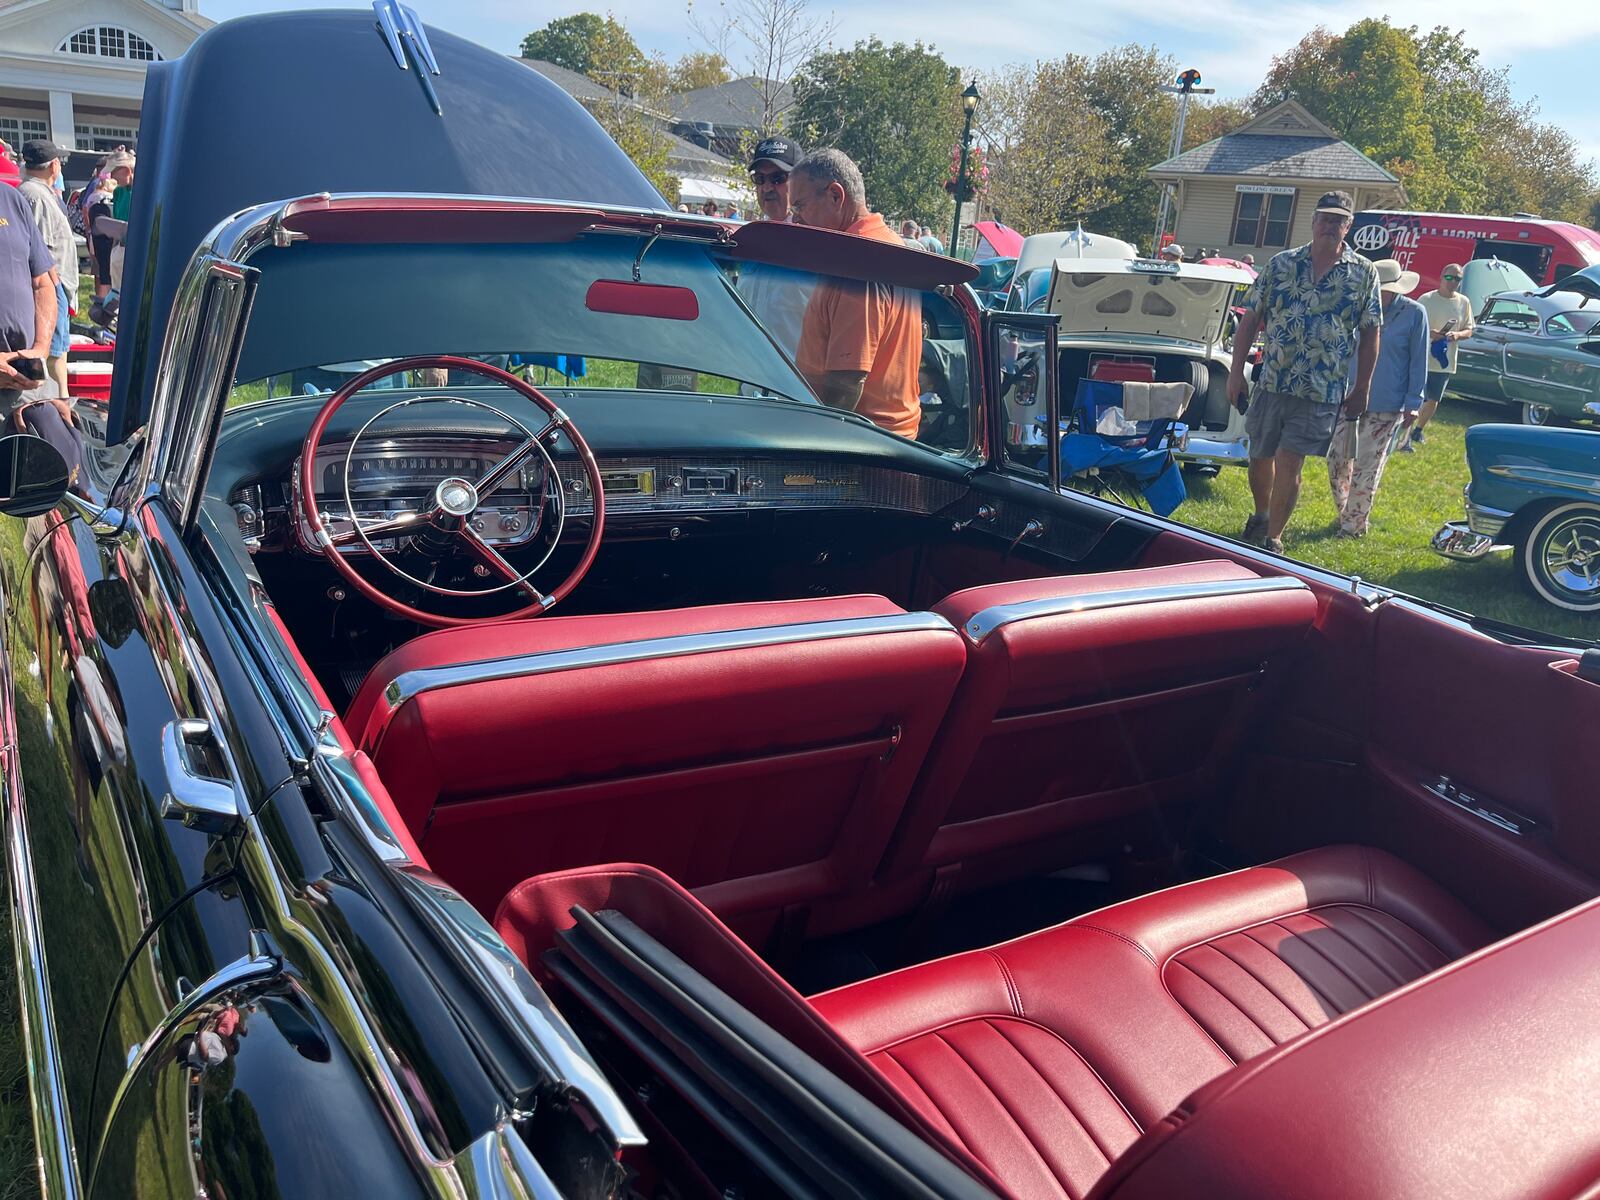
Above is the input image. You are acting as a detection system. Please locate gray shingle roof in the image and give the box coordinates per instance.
[1151,134,1398,184]
[517,58,626,106]
[666,77,793,129]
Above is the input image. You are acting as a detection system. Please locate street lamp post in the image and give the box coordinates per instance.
[950,81,980,259]
[1153,68,1214,251]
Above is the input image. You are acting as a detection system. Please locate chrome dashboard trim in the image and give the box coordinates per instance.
[962,576,1309,643]
[376,610,957,726]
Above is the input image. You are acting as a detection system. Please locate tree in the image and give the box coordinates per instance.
[792,39,961,224]
[671,50,732,93]
[1183,99,1252,149]
[1078,45,1183,247]
[688,0,838,135]
[977,58,1118,235]
[1252,19,1597,219]
[519,12,664,97]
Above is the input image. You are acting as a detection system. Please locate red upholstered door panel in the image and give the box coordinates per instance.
[1365,602,1600,931]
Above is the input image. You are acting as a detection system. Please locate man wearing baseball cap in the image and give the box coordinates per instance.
[1327,258,1426,537]
[1227,189,1381,554]
[737,135,811,358]
[17,140,77,400]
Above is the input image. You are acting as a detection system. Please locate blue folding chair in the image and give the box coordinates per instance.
[1059,380,1187,516]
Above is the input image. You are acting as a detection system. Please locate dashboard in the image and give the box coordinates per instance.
[227,432,972,555]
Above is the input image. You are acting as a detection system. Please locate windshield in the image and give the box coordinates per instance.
[230,236,976,454]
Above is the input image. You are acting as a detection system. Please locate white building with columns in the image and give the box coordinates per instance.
[0,0,210,182]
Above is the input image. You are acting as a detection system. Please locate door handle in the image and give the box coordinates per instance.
[160,718,241,835]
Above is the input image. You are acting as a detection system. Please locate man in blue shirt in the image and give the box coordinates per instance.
[1227,190,1382,553]
[1327,258,1427,537]
[0,176,59,423]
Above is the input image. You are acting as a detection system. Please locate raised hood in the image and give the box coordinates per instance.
[1045,258,1252,349]
[109,8,664,443]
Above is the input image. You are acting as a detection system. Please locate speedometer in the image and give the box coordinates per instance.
[322,453,491,495]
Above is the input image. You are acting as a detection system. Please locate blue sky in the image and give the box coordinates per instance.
[209,0,1600,165]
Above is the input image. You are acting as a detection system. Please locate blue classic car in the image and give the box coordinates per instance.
[1433,423,1600,611]
[6,7,1600,1200]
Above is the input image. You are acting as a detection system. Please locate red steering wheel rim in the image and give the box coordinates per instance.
[299,354,606,628]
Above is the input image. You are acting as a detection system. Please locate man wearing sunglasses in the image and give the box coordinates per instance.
[1405,262,1474,451]
[737,136,812,359]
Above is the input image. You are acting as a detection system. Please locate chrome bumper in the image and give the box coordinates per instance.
[1432,521,1508,561]
[1176,434,1250,468]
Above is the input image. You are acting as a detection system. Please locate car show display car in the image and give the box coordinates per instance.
[1433,422,1600,611]
[4,8,1600,1200]
[1449,286,1600,426]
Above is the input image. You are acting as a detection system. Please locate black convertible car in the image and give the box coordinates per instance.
[4,8,1599,1200]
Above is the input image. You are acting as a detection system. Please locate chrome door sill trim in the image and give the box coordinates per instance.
[377,610,957,724]
[963,575,1309,643]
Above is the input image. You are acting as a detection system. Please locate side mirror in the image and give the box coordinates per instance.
[0,434,68,517]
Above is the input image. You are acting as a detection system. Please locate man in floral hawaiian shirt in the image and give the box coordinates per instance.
[1226,190,1381,553]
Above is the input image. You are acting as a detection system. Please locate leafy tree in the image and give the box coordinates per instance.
[671,51,733,92]
[1078,45,1178,247]
[1183,99,1253,149]
[520,12,663,97]
[792,39,962,224]
[977,58,1117,235]
[1253,19,1597,220]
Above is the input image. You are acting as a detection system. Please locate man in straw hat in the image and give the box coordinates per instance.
[1227,189,1381,553]
[1327,258,1426,537]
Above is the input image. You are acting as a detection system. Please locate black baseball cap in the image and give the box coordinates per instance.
[1314,190,1355,218]
[21,139,71,169]
[750,137,799,172]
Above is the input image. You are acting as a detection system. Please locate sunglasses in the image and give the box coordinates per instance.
[750,170,790,186]
[1442,274,1461,282]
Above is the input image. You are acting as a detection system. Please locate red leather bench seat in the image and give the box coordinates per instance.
[811,845,1491,1200]
[879,561,1319,894]
[346,595,966,919]
[500,847,1494,1200]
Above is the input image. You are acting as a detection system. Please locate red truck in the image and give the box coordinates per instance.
[1349,210,1600,295]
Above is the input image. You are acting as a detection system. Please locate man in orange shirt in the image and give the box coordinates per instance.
[789,149,923,439]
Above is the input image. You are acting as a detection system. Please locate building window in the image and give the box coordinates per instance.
[0,117,49,150]
[1232,189,1297,248]
[59,26,161,61]
[74,124,138,152]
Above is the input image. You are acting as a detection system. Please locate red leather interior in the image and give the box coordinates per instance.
[348,595,967,918]
[879,562,1318,888]
[810,845,1491,1200]
[1088,893,1600,1200]
[493,863,1009,1196]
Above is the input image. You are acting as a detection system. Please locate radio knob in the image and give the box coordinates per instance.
[501,513,523,534]
[470,517,487,534]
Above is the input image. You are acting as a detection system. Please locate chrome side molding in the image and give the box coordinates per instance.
[962,575,1310,643]
[375,610,958,728]
[159,719,243,835]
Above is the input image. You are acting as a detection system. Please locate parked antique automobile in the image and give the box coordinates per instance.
[1432,423,1600,611]
[6,9,1600,1200]
[1449,286,1600,425]
[1042,256,1254,468]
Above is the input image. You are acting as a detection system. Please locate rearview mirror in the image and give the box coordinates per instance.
[0,434,68,517]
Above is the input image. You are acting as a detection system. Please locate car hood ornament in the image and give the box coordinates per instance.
[374,0,443,115]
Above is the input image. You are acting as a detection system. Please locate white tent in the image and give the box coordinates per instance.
[677,176,750,207]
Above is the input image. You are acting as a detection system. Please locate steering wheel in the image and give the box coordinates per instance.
[299,355,605,628]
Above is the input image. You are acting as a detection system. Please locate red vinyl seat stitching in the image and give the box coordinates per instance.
[1234,927,1342,1016]
[1335,902,1441,975]
[1268,916,1379,1005]
[1181,943,1312,1039]
[1201,935,1324,1030]
[1306,910,1412,989]
[987,1021,1136,1167]
[1167,958,1279,1052]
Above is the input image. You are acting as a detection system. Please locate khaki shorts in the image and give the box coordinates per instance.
[1246,390,1341,459]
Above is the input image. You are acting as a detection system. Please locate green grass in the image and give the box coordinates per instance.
[1163,396,1598,642]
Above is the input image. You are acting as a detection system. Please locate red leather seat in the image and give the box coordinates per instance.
[810,845,1493,1200]
[1089,893,1600,1200]
[345,595,966,920]
[878,562,1319,893]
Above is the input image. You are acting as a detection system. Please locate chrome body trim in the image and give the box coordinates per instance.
[2,625,82,1200]
[376,610,959,726]
[1431,521,1508,561]
[962,576,1309,643]
[456,1121,565,1200]
[1486,462,1600,498]
[1584,401,1600,419]
[1466,500,1514,539]
[1175,434,1250,468]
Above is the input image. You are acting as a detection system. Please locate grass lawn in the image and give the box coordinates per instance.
[1167,396,1599,643]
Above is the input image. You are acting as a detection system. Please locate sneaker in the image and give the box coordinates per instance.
[1396,440,1415,454]
[1262,536,1284,554]
[1335,527,1365,540]
[1411,428,1426,445]
[1241,513,1269,544]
